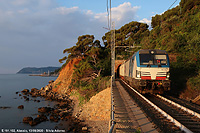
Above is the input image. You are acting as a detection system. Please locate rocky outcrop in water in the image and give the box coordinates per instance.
[20,82,69,102]
[19,82,83,132]
[23,115,48,126]
[23,117,33,124]
[0,106,11,109]
[18,105,24,109]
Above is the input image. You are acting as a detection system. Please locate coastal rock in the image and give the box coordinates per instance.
[18,105,24,109]
[43,80,55,92]
[29,120,37,126]
[33,117,41,125]
[59,112,69,120]
[38,107,53,113]
[18,80,77,127]
[49,80,54,84]
[53,109,61,114]
[24,115,49,126]
[21,89,29,95]
[30,92,40,97]
[82,127,88,131]
[25,97,29,101]
[23,96,30,101]
[31,88,38,93]
[29,118,41,126]
[0,106,11,109]
[50,114,59,122]
[23,117,33,124]
[30,88,41,97]
[55,103,69,110]
[25,85,70,103]
[44,83,53,91]
[37,114,48,122]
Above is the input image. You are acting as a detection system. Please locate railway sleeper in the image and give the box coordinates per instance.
[181,121,200,125]
[115,112,129,115]
[190,129,200,132]
[115,114,130,119]
[173,116,200,121]
[173,116,200,122]
[117,121,135,126]
[116,128,137,132]
[177,119,200,122]
[192,116,200,119]
[186,125,200,128]
[172,114,194,117]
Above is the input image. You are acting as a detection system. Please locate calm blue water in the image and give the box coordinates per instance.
[0,74,58,130]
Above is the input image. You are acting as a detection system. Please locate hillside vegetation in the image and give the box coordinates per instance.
[58,0,200,103]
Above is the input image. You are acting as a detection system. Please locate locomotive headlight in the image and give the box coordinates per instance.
[166,72,170,79]
[136,70,141,78]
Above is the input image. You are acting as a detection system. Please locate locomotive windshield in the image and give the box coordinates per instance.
[140,54,168,66]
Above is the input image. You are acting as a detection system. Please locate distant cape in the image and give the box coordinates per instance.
[17,67,60,74]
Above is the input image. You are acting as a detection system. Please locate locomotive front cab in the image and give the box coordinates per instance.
[135,49,170,94]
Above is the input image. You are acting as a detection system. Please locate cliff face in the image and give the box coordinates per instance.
[52,58,81,93]
[51,58,111,131]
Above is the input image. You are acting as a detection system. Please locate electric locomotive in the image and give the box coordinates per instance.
[119,49,170,94]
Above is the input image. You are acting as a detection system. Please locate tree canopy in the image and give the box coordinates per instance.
[102,21,149,59]
[102,21,149,48]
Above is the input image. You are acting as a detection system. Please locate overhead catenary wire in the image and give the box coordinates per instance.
[160,0,179,27]
[168,0,178,10]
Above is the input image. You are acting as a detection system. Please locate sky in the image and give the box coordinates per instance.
[0,0,181,74]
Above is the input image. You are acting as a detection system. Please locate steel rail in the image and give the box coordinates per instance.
[121,79,193,133]
[157,94,200,119]
[166,95,200,113]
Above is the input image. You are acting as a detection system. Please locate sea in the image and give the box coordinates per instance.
[0,74,60,132]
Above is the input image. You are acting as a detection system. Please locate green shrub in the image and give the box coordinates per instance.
[187,73,200,90]
[73,76,111,105]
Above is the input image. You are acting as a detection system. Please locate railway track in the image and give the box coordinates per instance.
[148,95,200,133]
[120,79,200,133]
[111,80,158,132]
[164,95,200,114]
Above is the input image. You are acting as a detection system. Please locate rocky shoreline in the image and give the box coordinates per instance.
[17,80,85,132]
